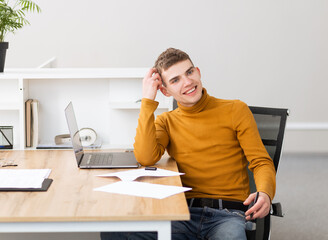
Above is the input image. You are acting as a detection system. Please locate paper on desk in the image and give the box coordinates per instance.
[94,181,191,199]
[0,169,51,188]
[97,168,184,181]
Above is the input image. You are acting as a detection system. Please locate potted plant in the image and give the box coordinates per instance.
[0,0,41,72]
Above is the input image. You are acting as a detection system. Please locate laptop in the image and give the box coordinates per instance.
[64,102,139,169]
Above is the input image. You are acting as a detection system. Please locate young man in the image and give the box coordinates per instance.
[101,48,276,240]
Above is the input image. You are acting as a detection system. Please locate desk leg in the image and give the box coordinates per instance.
[157,221,171,240]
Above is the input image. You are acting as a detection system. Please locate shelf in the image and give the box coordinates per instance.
[110,102,171,110]
[0,102,20,111]
[0,67,173,150]
[0,68,149,80]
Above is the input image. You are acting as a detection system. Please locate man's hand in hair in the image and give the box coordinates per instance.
[142,68,163,101]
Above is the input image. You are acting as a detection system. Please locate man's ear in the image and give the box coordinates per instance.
[160,86,172,97]
[196,67,201,77]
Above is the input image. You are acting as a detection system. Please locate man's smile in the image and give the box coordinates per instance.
[183,86,197,95]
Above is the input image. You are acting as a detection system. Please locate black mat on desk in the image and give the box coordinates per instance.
[0,178,53,192]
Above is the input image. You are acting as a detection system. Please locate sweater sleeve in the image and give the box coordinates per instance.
[133,98,169,166]
[232,101,276,201]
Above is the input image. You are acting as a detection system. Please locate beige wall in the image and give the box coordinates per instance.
[5,0,328,152]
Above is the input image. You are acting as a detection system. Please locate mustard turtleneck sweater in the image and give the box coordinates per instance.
[134,88,276,202]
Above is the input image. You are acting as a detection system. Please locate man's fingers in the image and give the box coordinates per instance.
[247,204,261,220]
[151,73,161,82]
[245,199,271,220]
[250,204,269,219]
[146,68,157,78]
[244,192,271,220]
[243,192,257,205]
[245,200,261,217]
[142,68,163,100]
[144,71,161,85]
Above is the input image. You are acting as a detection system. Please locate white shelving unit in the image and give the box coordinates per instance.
[0,68,173,150]
[109,101,171,110]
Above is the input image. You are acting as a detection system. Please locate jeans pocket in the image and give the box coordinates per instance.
[224,209,246,219]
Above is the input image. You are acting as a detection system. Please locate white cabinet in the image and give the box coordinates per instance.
[0,68,173,149]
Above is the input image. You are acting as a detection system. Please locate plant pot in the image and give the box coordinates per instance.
[0,42,9,72]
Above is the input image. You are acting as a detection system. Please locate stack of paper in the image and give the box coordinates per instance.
[0,169,51,189]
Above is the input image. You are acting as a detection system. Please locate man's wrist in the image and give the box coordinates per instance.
[141,98,159,109]
[142,96,156,101]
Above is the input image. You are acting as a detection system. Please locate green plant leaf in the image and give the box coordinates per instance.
[0,0,41,42]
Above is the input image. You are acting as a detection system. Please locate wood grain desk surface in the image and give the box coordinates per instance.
[0,150,190,223]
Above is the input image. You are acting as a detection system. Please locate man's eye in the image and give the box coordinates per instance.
[187,69,194,75]
[171,78,179,84]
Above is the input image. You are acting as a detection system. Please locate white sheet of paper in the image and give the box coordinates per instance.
[97,168,184,181]
[0,169,51,188]
[94,181,191,199]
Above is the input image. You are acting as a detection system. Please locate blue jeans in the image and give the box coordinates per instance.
[100,206,247,240]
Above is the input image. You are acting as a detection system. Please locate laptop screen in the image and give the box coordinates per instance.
[65,102,84,165]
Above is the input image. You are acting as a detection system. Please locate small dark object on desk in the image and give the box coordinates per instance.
[1,164,18,167]
[145,167,157,171]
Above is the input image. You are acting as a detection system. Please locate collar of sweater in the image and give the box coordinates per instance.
[177,88,210,114]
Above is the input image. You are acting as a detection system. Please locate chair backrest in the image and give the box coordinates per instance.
[247,106,289,240]
[248,106,289,172]
[247,106,289,194]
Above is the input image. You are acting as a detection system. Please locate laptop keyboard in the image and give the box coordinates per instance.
[86,153,113,166]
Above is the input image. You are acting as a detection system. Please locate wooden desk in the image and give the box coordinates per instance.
[0,150,190,240]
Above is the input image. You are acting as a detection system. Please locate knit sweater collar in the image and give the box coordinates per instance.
[177,88,210,114]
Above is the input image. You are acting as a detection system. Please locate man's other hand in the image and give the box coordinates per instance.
[142,68,163,100]
[244,192,271,220]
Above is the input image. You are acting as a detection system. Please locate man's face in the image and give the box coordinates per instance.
[160,59,203,107]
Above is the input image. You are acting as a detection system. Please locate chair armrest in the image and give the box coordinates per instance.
[271,202,284,217]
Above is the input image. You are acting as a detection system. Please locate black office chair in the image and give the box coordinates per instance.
[246,106,289,240]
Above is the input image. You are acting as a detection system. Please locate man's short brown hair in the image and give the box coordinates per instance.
[154,48,194,76]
